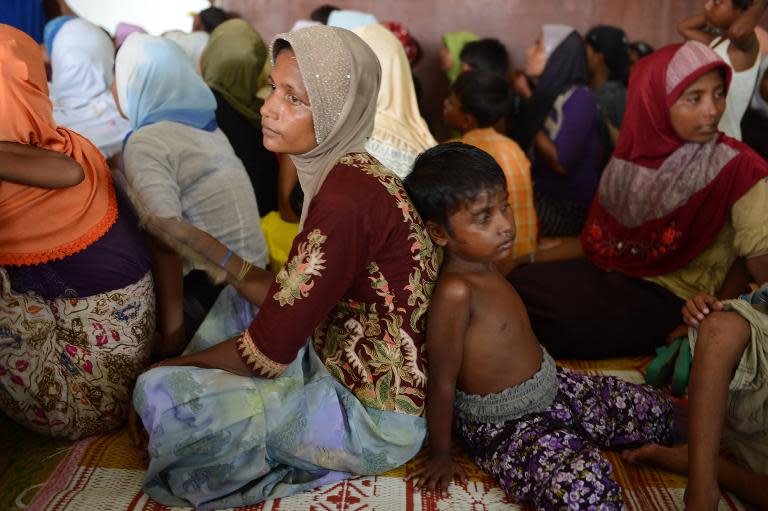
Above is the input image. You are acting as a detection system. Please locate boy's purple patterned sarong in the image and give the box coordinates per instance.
[455,368,674,510]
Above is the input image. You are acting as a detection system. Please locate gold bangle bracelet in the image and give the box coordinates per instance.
[236,260,252,281]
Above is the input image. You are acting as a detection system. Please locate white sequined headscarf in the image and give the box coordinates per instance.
[271,25,381,228]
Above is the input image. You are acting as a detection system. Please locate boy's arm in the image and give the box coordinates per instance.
[410,275,469,492]
[678,14,716,45]
[727,0,768,49]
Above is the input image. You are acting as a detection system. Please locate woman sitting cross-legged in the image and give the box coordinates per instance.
[129,25,440,510]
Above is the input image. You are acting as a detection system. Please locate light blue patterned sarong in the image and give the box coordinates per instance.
[134,286,426,510]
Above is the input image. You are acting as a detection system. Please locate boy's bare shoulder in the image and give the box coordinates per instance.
[432,270,473,306]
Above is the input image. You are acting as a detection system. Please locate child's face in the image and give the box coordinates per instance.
[443,93,468,132]
[440,187,516,263]
[704,0,740,30]
[669,69,726,143]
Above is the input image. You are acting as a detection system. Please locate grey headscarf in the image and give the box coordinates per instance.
[270,25,381,228]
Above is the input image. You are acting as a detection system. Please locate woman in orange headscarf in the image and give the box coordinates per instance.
[0,24,155,440]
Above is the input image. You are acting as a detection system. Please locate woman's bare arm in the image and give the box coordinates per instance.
[0,142,84,188]
[145,216,275,307]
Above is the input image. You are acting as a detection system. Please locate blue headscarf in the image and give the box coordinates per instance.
[43,16,76,54]
[114,33,217,134]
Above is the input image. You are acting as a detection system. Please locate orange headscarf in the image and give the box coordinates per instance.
[0,24,117,266]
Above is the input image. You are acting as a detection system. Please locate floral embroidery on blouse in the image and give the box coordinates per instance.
[308,153,439,416]
[236,330,288,378]
[273,229,328,307]
[584,221,683,261]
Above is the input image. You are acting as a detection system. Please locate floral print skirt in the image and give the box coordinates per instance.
[0,269,154,439]
[455,369,674,511]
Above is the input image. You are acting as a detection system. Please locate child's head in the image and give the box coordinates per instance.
[459,38,510,77]
[705,0,753,30]
[405,143,515,261]
[443,70,512,132]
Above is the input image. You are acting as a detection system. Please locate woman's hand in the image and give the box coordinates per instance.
[682,292,724,328]
[408,453,467,496]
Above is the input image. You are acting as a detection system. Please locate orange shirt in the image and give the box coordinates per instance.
[462,128,538,260]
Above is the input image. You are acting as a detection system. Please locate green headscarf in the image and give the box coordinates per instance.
[442,30,479,83]
[200,18,267,126]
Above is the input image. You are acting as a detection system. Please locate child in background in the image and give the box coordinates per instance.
[405,143,673,510]
[625,284,768,511]
[459,38,524,124]
[440,30,479,84]
[678,0,768,139]
[443,71,537,269]
[459,38,509,77]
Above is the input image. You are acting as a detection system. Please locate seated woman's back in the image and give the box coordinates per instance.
[116,33,268,269]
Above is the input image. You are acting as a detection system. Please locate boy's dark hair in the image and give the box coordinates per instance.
[310,5,340,24]
[199,7,230,33]
[733,0,753,10]
[404,143,506,229]
[459,38,510,77]
[452,70,512,128]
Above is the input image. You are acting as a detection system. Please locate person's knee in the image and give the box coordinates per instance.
[697,311,750,351]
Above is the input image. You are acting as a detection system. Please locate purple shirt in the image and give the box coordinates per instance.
[532,86,602,206]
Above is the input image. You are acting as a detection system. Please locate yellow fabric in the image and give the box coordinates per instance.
[646,180,768,300]
[461,128,538,260]
[688,288,768,474]
[260,211,299,273]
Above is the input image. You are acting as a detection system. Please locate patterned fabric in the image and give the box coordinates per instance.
[14,356,753,511]
[0,269,154,440]
[134,334,425,510]
[462,128,537,259]
[456,369,674,510]
[582,41,768,278]
[244,153,440,416]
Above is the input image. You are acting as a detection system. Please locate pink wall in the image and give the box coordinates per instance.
[221,0,765,138]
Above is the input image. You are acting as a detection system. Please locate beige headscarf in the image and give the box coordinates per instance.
[353,24,436,159]
[271,25,381,228]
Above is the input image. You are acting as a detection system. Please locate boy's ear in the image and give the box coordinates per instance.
[425,220,451,247]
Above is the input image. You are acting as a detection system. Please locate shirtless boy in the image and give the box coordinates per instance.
[404,143,674,510]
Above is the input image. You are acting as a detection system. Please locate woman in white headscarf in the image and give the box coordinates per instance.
[47,17,130,160]
[129,25,439,510]
[354,23,437,178]
[162,30,210,73]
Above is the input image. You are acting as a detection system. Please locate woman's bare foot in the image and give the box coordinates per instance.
[621,443,689,474]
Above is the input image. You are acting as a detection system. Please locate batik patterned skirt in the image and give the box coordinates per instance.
[0,269,154,439]
[134,285,426,510]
